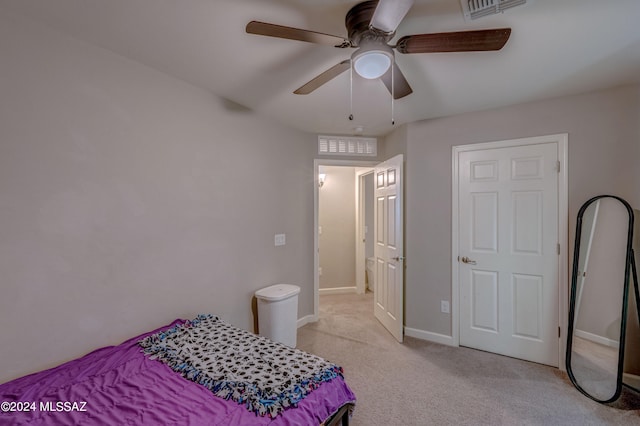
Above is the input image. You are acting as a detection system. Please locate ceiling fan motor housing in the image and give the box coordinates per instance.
[346,1,395,47]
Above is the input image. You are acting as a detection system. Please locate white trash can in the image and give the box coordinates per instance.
[255,284,301,347]
[366,257,376,292]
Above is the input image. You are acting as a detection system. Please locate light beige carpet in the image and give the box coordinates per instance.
[297,292,640,425]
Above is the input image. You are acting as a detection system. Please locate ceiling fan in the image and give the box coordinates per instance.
[246,0,511,100]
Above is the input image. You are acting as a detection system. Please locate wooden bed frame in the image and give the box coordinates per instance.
[325,403,353,426]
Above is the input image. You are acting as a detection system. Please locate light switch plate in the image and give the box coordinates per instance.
[275,233,286,246]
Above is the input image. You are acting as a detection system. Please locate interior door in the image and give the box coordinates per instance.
[374,154,404,342]
[458,142,559,366]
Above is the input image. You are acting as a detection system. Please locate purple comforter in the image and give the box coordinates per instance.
[0,321,355,425]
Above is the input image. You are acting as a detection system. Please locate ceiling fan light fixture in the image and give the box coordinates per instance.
[352,44,393,79]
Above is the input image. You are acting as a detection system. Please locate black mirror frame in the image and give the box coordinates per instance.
[627,245,640,393]
[566,195,636,403]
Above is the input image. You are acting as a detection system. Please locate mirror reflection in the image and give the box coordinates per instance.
[568,196,633,402]
[623,209,640,392]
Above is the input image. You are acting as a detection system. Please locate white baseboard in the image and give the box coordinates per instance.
[575,329,619,349]
[405,327,456,346]
[297,314,317,328]
[623,373,640,390]
[319,286,357,295]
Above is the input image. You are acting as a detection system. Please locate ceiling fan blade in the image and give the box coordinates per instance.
[380,63,413,99]
[246,21,350,47]
[396,28,511,54]
[371,0,415,34]
[294,60,351,95]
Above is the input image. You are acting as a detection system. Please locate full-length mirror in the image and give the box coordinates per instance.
[566,195,635,403]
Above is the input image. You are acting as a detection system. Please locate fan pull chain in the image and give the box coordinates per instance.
[391,62,395,125]
[349,62,354,121]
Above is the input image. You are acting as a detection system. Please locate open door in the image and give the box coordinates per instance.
[373,154,404,342]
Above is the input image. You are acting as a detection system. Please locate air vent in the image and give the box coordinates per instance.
[461,0,528,20]
[318,135,377,156]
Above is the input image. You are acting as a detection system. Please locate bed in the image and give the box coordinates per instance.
[0,315,356,425]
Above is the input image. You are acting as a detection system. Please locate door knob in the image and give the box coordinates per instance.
[460,256,477,265]
[392,256,406,262]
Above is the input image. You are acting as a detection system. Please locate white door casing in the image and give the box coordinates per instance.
[374,154,404,342]
[453,135,568,367]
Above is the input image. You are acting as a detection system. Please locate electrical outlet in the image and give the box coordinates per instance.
[441,300,450,314]
[274,234,286,246]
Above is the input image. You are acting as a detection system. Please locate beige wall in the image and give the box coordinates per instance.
[384,84,640,337]
[0,12,315,383]
[319,166,356,289]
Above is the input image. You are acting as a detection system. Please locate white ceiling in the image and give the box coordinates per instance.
[2,0,640,136]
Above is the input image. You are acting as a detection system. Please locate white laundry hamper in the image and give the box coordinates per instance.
[255,284,300,347]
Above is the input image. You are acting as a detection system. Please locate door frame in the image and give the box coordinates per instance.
[451,134,569,369]
[313,159,378,322]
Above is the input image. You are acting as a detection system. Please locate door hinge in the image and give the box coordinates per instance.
[556,161,561,173]
[557,243,560,255]
[558,326,561,338]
